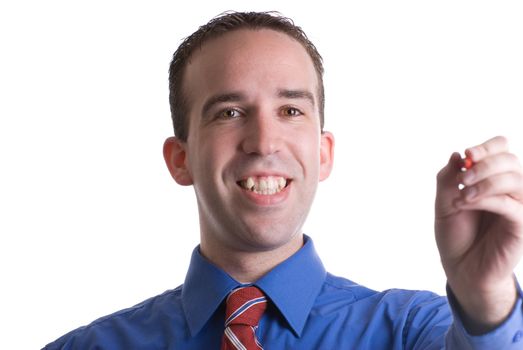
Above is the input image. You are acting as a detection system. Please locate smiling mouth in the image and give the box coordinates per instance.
[237,176,291,195]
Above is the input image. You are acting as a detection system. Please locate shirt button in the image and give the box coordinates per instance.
[513,330,523,343]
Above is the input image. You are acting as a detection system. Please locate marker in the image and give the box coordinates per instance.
[461,156,474,171]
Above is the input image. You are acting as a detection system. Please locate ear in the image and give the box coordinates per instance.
[319,131,335,181]
[163,137,193,186]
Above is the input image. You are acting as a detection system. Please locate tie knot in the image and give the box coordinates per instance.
[225,286,267,327]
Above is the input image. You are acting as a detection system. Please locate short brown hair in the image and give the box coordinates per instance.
[168,11,325,141]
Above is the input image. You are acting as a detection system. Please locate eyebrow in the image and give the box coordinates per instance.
[277,89,315,107]
[201,92,245,116]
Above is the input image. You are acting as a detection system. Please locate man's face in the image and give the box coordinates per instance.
[167,29,334,255]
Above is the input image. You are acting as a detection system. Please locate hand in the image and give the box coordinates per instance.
[435,136,523,333]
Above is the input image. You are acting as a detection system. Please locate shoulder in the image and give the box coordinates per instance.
[317,273,452,345]
[320,272,450,317]
[43,286,185,350]
[324,272,445,301]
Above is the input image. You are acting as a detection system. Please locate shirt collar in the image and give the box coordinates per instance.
[256,235,326,336]
[181,247,238,337]
[181,235,326,337]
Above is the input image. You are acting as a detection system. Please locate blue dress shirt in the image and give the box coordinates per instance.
[44,236,523,349]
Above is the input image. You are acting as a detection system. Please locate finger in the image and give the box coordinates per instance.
[459,172,523,203]
[437,152,463,186]
[436,152,464,217]
[465,136,509,162]
[458,152,523,187]
[453,194,523,225]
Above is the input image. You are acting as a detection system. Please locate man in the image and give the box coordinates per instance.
[44,11,523,349]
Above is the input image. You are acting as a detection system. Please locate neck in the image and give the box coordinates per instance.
[200,233,304,283]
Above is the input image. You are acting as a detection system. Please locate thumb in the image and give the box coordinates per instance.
[435,152,463,218]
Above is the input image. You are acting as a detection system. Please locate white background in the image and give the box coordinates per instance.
[1,1,522,348]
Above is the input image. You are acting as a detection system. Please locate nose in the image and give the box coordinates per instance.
[240,109,282,156]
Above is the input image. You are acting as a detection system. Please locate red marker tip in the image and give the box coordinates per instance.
[462,156,474,170]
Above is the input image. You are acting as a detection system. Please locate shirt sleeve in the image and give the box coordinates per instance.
[445,280,523,349]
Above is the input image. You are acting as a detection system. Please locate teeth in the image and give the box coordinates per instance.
[240,176,288,195]
[245,177,255,190]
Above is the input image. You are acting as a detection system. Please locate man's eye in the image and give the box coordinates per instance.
[282,107,302,117]
[218,109,241,119]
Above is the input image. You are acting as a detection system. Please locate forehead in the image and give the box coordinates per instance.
[182,29,319,110]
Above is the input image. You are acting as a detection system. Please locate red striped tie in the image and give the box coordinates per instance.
[221,286,267,350]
